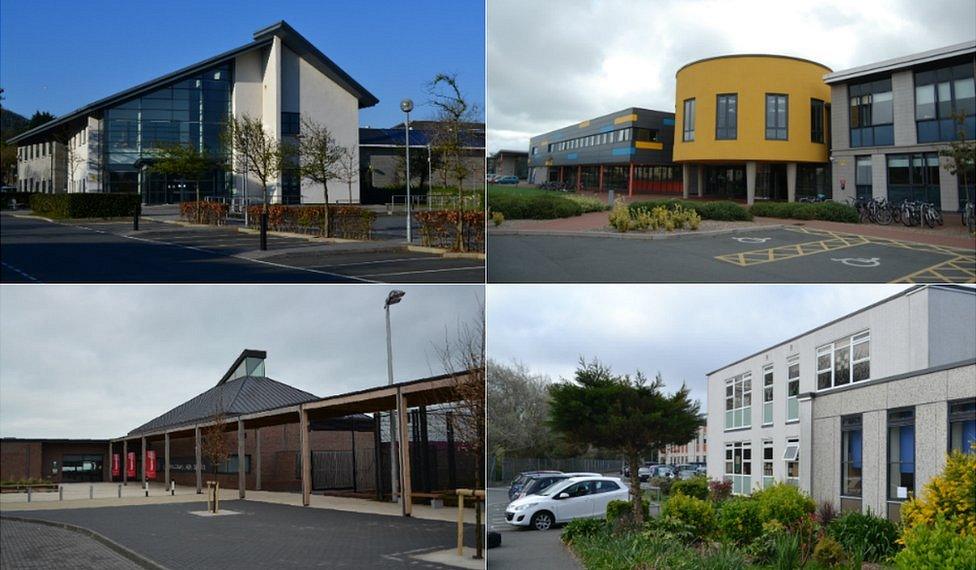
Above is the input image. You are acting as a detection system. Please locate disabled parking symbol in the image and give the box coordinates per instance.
[831,257,881,268]
[732,237,772,244]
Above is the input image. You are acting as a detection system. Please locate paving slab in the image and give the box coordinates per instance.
[0,519,144,570]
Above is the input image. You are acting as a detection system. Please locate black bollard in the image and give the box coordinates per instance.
[260,211,268,251]
[133,203,141,231]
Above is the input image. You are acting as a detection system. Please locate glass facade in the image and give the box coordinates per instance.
[715,94,737,140]
[841,414,863,497]
[855,156,873,199]
[811,98,825,143]
[103,63,233,203]
[796,163,830,200]
[703,165,746,199]
[765,94,788,140]
[949,399,976,454]
[887,152,941,207]
[683,98,696,141]
[849,78,894,147]
[755,163,788,201]
[887,408,915,501]
[915,61,976,143]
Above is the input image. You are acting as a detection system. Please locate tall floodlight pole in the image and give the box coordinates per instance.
[385,289,406,503]
[427,144,432,195]
[400,99,414,243]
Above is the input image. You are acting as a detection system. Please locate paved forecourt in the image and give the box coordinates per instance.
[486,488,581,570]
[488,226,975,283]
[0,214,484,283]
[6,499,474,569]
[1,518,144,570]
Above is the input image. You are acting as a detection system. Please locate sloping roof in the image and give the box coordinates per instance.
[359,123,486,149]
[8,20,377,145]
[824,41,976,85]
[128,375,318,436]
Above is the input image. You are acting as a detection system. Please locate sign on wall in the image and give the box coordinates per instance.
[112,454,120,477]
[146,450,157,480]
[126,452,136,478]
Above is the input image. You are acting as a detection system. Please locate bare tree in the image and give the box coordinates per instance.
[427,73,478,251]
[65,141,84,193]
[296,117,345,236]
[201,403,231,513]
[225,115,284,249]
[336,145,359,205]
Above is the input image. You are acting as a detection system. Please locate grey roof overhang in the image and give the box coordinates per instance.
[823,41,976,85]
[8,20,378,145]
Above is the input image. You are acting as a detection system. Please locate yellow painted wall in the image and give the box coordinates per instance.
[673,55,832,164]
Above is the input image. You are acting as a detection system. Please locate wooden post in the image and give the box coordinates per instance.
[141,436,146,485]
[397,389,412,517]
[255,427,262,491]
[194,426,202,494]
[599,165,604,192]
[457,492,465,556]
[373,414,383,500]
[238,419,246,499]
[300,407,310,506]
[350,429,358,493]
[164,432,170,489]
[123,440,128,485]
[106,442,112,482]
[446,412,457,489]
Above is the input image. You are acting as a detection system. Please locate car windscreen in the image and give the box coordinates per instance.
[537,479,574,496]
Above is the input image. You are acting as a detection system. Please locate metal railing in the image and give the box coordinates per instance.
[387,194,481,214]
[488,456,624,483]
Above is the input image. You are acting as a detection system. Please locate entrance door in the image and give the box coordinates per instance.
[61,454,104,483]
[703,165,746,199]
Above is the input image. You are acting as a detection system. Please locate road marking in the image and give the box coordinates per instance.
[716,231,869,266]
[229,255,375,282]
[303,256,436,269]
[891,254,976,283]
[0,261,40,282]
[831,257,881,267]
[732,236,772,244]
[359,266,485,278]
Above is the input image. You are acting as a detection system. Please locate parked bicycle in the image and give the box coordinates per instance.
[848,196,895,225]
[898,200,944,229]
[537,181,574,192]
[960,200,974,234]
[798,194,831,203]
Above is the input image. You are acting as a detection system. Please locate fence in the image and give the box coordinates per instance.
[488,456,623,484]
[387,194,481,214]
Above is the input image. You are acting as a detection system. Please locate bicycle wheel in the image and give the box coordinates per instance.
[923,208,936,228]
[876,207,893,225]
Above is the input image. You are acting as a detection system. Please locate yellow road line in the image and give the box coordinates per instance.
[891,255,976,284]
[716,232,869,267]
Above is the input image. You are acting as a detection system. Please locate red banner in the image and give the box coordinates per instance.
[112,454,120,477]
[146,450,157,480]
[126,452,136,478]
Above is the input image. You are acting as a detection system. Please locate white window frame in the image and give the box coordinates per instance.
[762,440,775,488]
[817,330,871,391]
[762,364,774,426]
[724,441,752,495]
[724,372,752,430]
[786,356,799,423]
[784,437,800,487]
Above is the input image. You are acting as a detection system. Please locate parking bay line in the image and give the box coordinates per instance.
[301,256,442,269]
[891,254,976,284]
[715,232,870,267]
[358,265,485,278]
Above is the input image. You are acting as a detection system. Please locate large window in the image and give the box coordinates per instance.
[762,440,774,489]
[716,94,737,140]
[765,94,788,140]
[888,408,915,501]
[887,152,941,207]
[855,156,873,199]
[811,99,825,143]
[762,365,774,426]
[849,78,894,147]
[725,372,752,430]
[683,98,696,141]
[949,398,976,454]
[816,331,870,390]
[784,438,799,487]
[796,164,830,201]
[915,62,976,143]
[282,112,301,136]
[841,414,863,497]
[787,357,800,422]
[725,441,752,495]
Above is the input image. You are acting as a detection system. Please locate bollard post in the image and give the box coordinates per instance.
[27,486,31,503]
[608,189,615,208]
[133,203,141,231]
[456,491,465,556]
[171,481,175,496]
[475,496,484,560]
[90,485,93,499]
[59,486,63,501]
[144,482,149,498]
[259,211,268,251]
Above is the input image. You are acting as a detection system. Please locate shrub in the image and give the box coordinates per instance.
[901,450,976,537]
[629,199,752,221]
[489,193,582,219]
[491,211,504,226]
[827,510,898,563]
[246,205,377,240]
[812,535,848,568]
[698,544,747,570]
[561,517,607,544]
[709,479,732,503]
[747,520,790,564]
[0,192,35,210]
[30,193,141,219]
[662,492,715,540]
[754,483,815,528]
[650,476,673,497]
[606,498,649,523]
[613,203,701,232]
[608,201,632,232]
[671,476,709,500]
[894,515,976,570]
[717,496,763,545]
[566,194,609,213]
[180,201,229,225]
[816,500,838,527]
[749,200,860,223]
[413,210,485,252]
[771,531,802,570]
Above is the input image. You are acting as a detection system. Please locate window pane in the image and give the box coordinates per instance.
[834,345,851,386]
[916,85,936,120]
[937,82,952,117]
[873,91,893,125]
[955,78,975,116]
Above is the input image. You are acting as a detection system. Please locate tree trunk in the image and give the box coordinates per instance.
[195,179,201,224]
[628,452,644,524]
[323,189,331,238]
[455,179,465,252]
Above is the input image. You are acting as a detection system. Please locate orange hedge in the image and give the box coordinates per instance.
[414,210,485,252]
[180,201,229,225]
[245,204,376,240]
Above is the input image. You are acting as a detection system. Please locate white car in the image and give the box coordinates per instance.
[504,476,629,531]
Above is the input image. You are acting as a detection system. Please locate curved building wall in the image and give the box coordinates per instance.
[673,55,832,164]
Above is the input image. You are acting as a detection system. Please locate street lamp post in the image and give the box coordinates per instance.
[400,99,413,243]
[384,289,406,504]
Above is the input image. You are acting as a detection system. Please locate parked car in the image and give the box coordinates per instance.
[514,472,602,500]
[508,470,562,501]
[505,476,629,530]
[647,465,676,480]
[495,175,519,185]
[677,469,699,480]
[486,174,500,183]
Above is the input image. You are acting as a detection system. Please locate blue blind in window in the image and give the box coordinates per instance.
[851,431,862,469]
[964,420,976,453]
[900,426,914,473]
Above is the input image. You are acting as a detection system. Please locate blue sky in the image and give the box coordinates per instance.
[0,0,485,127]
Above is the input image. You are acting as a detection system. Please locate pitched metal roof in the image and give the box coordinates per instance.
[8,20,377,145]
[128,375,318,436]
[824,41,976,85]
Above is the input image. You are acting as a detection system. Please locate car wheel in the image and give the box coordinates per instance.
[530,511,555,531]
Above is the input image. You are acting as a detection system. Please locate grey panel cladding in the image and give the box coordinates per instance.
[928,290,976,367]
[891,70,917,147]
[528,107,676,168]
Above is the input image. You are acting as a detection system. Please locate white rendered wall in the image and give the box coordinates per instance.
[261,37,282,202]
[233,49,265,203]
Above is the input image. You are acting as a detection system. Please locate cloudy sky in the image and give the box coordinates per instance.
[487,285,913,407]
[487,0,976,152]
[0,285,483,439]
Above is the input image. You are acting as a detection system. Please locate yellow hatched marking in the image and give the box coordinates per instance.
[891,255,976,284]
[716,233,869,267]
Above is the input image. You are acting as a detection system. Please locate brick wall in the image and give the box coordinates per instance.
[0,441,43,481]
